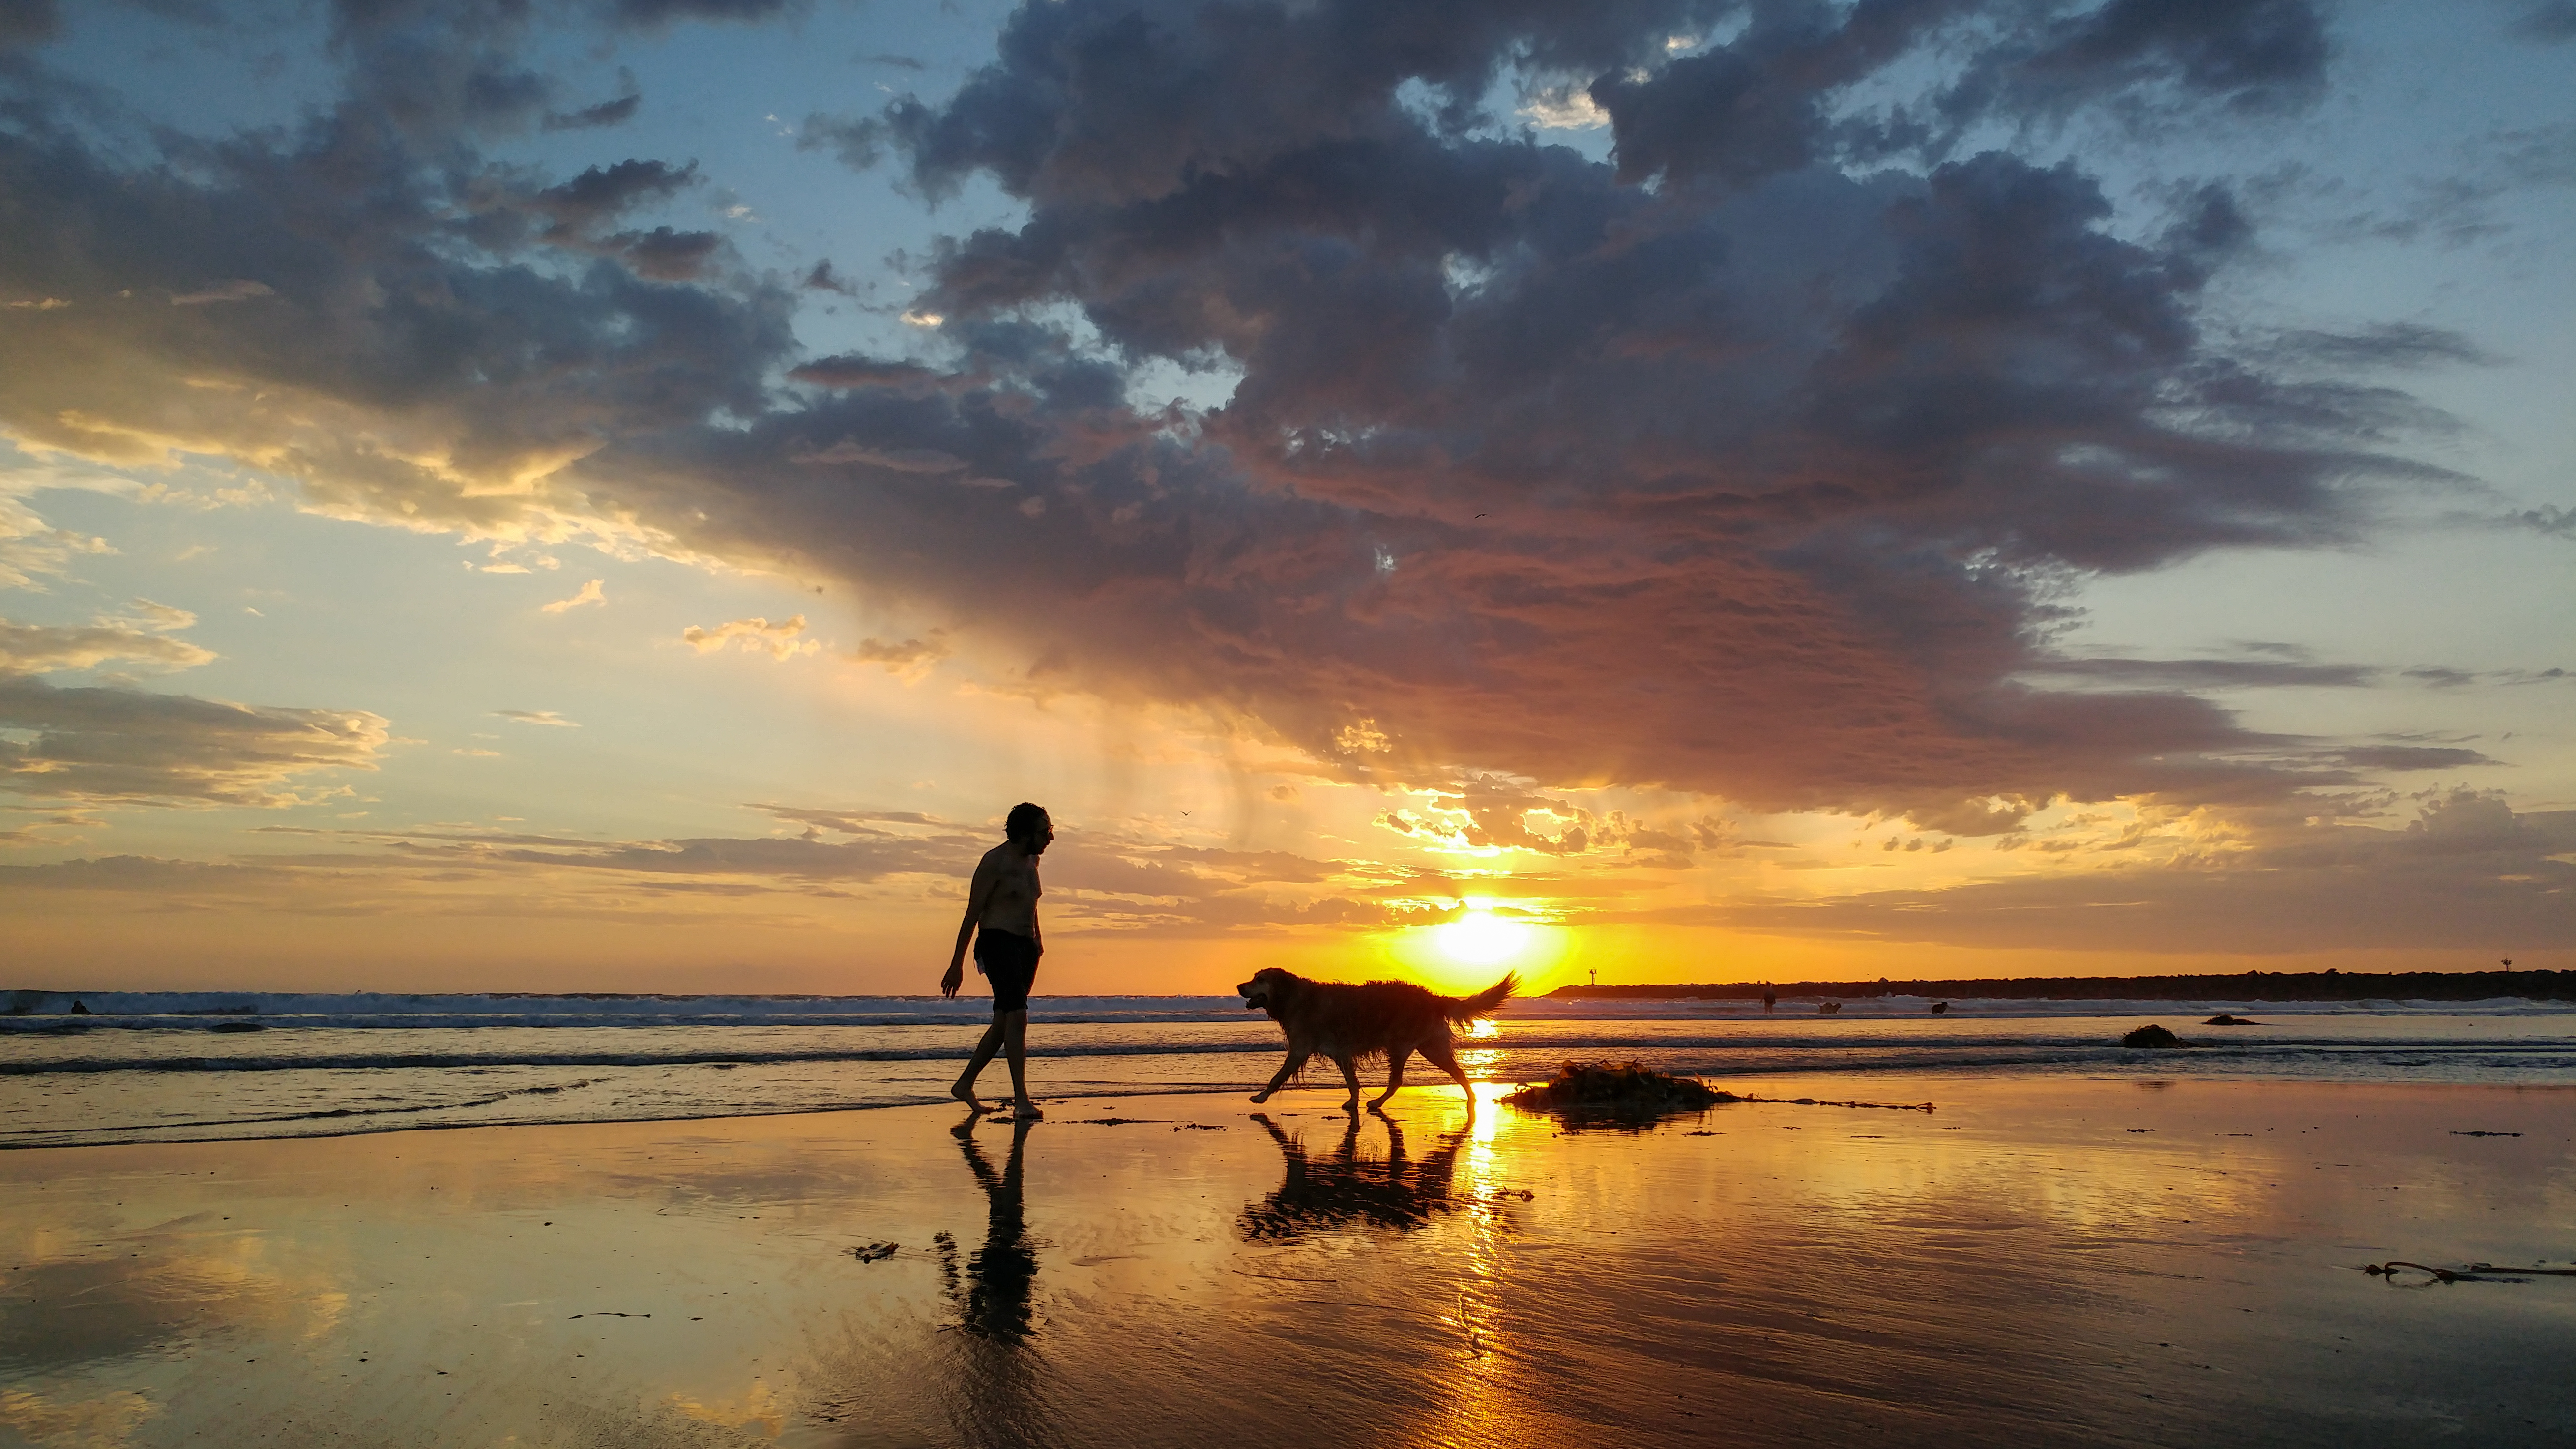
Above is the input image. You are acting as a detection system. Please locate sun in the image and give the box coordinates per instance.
[1435,909,1532,966]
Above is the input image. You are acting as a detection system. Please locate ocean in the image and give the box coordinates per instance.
[6,989,2574,1149]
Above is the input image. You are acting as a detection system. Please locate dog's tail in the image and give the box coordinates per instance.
[1442,972,1519,1022]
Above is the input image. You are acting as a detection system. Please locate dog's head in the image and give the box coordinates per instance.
[1238,967,1296,1015]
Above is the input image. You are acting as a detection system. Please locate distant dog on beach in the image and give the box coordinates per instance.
[1237,968,1517,1112]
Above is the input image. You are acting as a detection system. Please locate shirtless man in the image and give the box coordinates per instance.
[942,802,1052,1118]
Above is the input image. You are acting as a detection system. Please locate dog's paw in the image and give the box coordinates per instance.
[1248,1091,1271,1103]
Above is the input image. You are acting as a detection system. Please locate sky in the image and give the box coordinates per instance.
[0,0,2570,996]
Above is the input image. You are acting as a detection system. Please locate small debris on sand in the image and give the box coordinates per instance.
[2450,1130,2523,1138]
[2121,1024,2194,1049]
[2202,1014,2259,1026]
[851,1242,898,1263]
[1075,1118,1165,1127]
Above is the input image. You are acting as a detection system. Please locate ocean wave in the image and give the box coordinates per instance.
[8,1031,2572,1076]
[5,988,2569,1029]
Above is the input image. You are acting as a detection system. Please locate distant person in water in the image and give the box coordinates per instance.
[942,802,1052,1119]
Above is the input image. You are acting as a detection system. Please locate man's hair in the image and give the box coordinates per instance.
[1005,802,1050,840]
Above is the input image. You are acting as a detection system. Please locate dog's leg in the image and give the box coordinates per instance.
[1251,1048,1309,1104]
[1334,1055,1361,1113]
[1370,1046,1411,1111]
[1423,1037,1476,1108]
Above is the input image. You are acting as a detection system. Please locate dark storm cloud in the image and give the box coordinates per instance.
[0,0,2485,825]
[601,0,2434,820]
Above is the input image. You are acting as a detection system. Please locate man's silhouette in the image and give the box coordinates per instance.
[943,802,1051,1118]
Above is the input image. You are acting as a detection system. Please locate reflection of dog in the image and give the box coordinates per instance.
[1238,1113,1463,1241]
[1236,967,1516,1110]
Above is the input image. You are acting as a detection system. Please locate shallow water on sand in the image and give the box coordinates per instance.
[7,995,2574,1148]
[3,1075,2571,1447]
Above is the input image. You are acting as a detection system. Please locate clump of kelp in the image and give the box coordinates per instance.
[1502,1060,1937,1130]
[1503,1061,1737,1117]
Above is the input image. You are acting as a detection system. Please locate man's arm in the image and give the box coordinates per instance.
[942,854,998,998]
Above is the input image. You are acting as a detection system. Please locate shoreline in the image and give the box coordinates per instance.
[6,1073,2573,1446]
[8,1065,2572,1150]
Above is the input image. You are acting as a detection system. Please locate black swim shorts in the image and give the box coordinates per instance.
[973,928,1041,1015]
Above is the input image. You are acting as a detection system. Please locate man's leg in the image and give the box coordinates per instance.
[1002,1008,1041,1117]
[954,1019,1005,1109]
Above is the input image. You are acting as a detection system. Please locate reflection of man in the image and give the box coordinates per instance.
[937,1115,1055,1449]
[951,1115,1040,1343]
[942,803,1052,1118]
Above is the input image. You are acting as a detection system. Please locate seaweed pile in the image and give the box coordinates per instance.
[1501,1061,1738,1115]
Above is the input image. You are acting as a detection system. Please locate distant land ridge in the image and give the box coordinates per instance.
[1551,969,2571,1003]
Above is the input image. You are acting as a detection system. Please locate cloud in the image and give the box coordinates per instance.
[0,677,389,806]
[0,484,115,589]
[798,113,889,171]
[169,280,274,306]
[2509,2,2576,43]
[606,226,723,282]
[1719,791,2576,953]
[801,260,858,295]
[544,71,643,131]
[31,805,1455,935]
[2020,656,2378,689]
[2518,504,2575,539]
[494,709,579,726]
[0,616,215,674]
[681,614,819,660]
[0,0,2491,833]
[849,633,946,678]
[540,579,605,613]
[604,0,799,26]
[789,440,968,472]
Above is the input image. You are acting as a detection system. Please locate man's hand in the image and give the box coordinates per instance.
[940,960,965,999]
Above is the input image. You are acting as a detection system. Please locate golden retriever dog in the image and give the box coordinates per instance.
[1237,967,1517,1112]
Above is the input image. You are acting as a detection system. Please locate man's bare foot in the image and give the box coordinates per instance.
[1010,1099,1044,1120]
[952,1082,985,1112]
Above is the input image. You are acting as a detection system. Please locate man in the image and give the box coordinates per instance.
[942,802,1052,1118]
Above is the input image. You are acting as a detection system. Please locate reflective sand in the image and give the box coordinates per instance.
[4,1075,2572,1447]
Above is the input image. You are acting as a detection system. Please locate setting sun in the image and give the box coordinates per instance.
[1436,909,1533,966]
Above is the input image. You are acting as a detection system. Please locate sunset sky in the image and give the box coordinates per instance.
[2,0,2570,995]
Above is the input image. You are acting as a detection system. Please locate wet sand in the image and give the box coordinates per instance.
[3,1074,2571,1448]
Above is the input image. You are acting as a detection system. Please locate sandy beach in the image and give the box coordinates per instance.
[5,1074,2572,1448]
